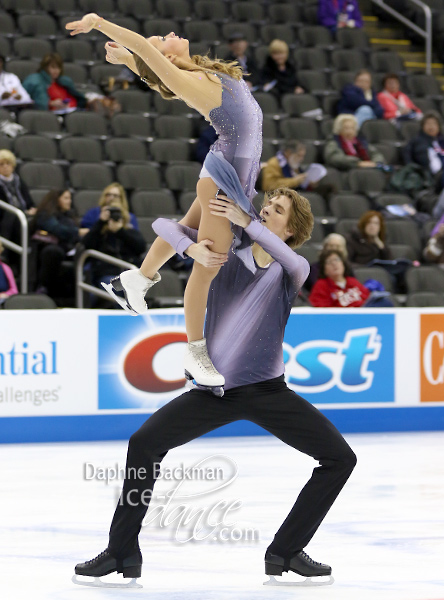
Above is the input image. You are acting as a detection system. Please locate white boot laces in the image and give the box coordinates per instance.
[191,345,219,375]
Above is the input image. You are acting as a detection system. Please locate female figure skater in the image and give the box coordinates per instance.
[67,14,263,395]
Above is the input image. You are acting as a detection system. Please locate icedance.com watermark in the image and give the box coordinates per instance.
[83,461,224,486]
[82,455,260,544]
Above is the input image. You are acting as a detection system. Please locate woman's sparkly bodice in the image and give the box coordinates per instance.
[207,73,263,201]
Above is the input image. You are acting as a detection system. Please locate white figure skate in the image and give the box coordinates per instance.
[101,269,161,315]
[263,550,334,587]
[184,338,225,397]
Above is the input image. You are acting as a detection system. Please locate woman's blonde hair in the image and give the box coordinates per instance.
[0,149,17,167]
[333,114,358,136]
[134,52,243,100]
[262,187,314,249]
[268,39,289,56]
[98,183,129,211]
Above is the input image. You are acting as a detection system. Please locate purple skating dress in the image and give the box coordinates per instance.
[200,72,263,215]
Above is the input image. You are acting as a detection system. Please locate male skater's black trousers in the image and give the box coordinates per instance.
[108,375,357,560]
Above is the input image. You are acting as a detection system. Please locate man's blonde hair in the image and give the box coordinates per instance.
[0,149,16,167]
[333,114,358,136]
[262,187,314,249]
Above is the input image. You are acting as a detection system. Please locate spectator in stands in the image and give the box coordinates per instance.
[318,0,363,31]
[324,114,386,170]
[261,141,334,197]
[80,183,139,232]
[225,32,261,90]
[23,53,87,113]
[23,53,120,117]
[32,189,85,299]
[377,73,422,124]
[337,69,383,128]
[304,233,350,291]
[0,149,36,261]
[346,210,393,265]
[195,125,217,164]
[0,239,18,303]
[260,39,304,98]
[81,200,146,296]
[423,220,444,266]
[262,142,308,191]
[0,55,33,108]
[309,249,369,307]
[403,111,444,193]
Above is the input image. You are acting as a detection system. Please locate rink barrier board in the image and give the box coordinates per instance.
[1,407,444,444]
[1,307,444,443]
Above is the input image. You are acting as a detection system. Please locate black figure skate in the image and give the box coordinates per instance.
[72,549,142,589]
[263,550,334,587]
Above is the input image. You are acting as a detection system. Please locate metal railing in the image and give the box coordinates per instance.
[371,0,433,75]
[75,248,136,308]
[0,199,28,293]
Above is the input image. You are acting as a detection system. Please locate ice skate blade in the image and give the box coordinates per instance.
[101,282,139,316]
[72,574,142,589]
[263,574,334,587]
[184,371,224,397]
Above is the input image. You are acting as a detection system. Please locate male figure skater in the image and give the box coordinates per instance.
[74,188,356,587]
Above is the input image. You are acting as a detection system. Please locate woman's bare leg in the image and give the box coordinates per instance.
[184,178,233,342]
[139,199,202,279]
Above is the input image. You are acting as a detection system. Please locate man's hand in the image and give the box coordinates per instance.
[105,42,132,65]
[66,13,100,36]
[209,195,251,228]
[186,239,228,268]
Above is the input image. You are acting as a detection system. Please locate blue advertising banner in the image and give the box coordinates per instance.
[283,313,395,403]
[98,312,188,410]
[98,312,395,409]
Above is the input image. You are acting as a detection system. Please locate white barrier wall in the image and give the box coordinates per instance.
[0,308,443,442]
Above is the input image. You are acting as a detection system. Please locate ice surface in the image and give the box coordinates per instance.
[0,432,443,600]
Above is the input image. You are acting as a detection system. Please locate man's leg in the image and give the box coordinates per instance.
[244,377,357,560]
[107,387,242,559]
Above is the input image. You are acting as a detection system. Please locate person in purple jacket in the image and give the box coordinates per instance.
[73,187,356,589]
[318,0,363,31]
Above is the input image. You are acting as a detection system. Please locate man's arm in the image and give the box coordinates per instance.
[152,218,228,268]
[208,197,310,290]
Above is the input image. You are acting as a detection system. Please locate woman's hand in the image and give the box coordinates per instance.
[373,235,385,249]
[186,240,228,268]
[99,207,110,222]
[358,161,376,168]
[105,42,132,65]
[65,13,100,36]
[209,195,251,228]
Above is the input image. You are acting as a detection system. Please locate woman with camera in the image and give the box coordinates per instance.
[81,200,146,302]
[80,183,139,232]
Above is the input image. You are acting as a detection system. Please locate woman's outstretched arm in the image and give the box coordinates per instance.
[66,14,221,116]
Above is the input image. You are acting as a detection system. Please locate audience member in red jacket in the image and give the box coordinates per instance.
[377,73,422,123]
[309,249,370,308]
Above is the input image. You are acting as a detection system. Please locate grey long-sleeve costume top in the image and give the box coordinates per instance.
[152,218,309,390]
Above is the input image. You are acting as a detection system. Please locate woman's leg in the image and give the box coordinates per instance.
[184,178,233,342]
[139,199,202,279]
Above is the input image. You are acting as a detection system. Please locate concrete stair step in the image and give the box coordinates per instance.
[370,38,412,51]
[364,26,408,39]
[404,62,444,75]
